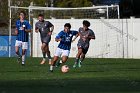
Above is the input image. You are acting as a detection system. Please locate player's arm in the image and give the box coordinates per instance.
[48,25,54,35]
[15,28,18,35]
[72,31,79,42]
[35,23,39,33]
[55,38,62,42]
[48,22,54,35]
[88,30,95,40]
[88,35,95,39]
[50,25,54,32]
[15,21,18,35]
[55,35,62,42]
[55,31,63,42]
[25,21,32,33]
[35,27,39,33]
[25,29,31,32]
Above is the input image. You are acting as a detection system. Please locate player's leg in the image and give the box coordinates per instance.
[61,56,68,64]
[80,53,85,62]
[73,47,82,68]
[78,53,85,67]
[57,50,70,67]
[50,56,59,72]
[41,36,52,64]
[55,55,62,67]
[49,48,62,72]
[45,44,52,65]
[78,47,88,67]
[15,40,21,63]
[40,43,47,64]
[21,49,26,65]
[21,42,28,65]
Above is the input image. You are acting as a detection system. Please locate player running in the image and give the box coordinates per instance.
[15,11,31,65]
[35,14,54,65]
[49,23,78,72]
[73,20,95,68]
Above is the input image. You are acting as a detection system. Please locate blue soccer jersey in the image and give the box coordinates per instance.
[16,20,31,42]
[56,30,78,50]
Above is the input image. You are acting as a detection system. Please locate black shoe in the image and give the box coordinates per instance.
[21,63,25,66]
[49,70,53,72]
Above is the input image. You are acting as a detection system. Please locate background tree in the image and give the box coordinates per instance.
[54,0,93,7]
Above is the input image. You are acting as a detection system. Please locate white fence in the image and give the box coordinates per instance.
[32,18,140,59]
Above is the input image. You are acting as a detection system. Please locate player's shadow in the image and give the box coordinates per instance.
[0,78,139,93]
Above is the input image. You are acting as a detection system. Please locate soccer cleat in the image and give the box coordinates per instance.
[40,59,46,65]
[21,64,25,66]
[21,62,25,66]
[49,70,53,72]
[73,62,77,68]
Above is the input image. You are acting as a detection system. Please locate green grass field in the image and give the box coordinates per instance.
[0,57,140,93]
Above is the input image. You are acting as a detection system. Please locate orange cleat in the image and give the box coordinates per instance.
[40,59,46,65]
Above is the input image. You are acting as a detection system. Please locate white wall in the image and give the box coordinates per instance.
[32,18,140,59]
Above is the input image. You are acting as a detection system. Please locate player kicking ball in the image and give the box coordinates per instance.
[15,11,31,65]
[49,23,78,72]
[73,20,95,68]
[35,14,54,65]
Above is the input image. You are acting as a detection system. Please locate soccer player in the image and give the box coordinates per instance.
[49,23,78,72]
[73,20,95,68]
[35,14,54,65]
[15,11,31,65]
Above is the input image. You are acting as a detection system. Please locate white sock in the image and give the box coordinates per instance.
[22,55,25,64]
[50,65,53,70]
[22,61,25,64]
[49,59,52,62]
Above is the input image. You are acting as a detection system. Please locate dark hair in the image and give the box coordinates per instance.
[38,14,44,17]
[64,23,71,29]
[83,20,90,27]
[19,11,26,16]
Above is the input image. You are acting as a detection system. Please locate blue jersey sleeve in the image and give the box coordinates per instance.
[55,31,63,39]
[15,20,19,29]
[25,21,31,30]
[72,30,78,36]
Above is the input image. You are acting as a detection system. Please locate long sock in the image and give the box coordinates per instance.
[50,65,53,71]
[42,52,46,60]
[56,60,62,67]
[16,53,21,58]
[80,56,85,63]
[80,58,83,62]
[16,53,21,63]
[47,52,52,59]
[22,55,25,64]
[75,58,79,63]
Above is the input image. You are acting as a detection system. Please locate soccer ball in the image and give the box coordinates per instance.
[61,65,69,73]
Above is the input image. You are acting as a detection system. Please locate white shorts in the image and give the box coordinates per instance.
[54,48,70,57]
[15,40,28,49]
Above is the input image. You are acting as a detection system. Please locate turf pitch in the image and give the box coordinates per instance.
[0,57,140,93]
